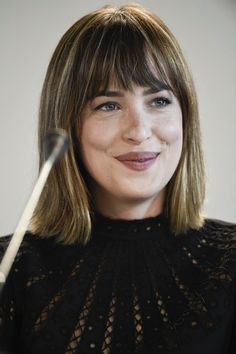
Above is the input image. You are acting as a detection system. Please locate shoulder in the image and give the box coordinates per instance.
[177,218,236,281]
[0,233,66,274]
[0,233,56,262]
[203,217,236,232]
[183,217,236,251]
[177,217,236,247]
[0,232,88,276]
[200,217,236,242]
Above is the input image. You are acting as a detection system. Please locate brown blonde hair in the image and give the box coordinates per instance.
[30,4,205,244]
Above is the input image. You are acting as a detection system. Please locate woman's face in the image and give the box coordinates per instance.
[79,84,183,218]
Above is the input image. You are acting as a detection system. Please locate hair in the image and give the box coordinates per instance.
[30,4,205,244]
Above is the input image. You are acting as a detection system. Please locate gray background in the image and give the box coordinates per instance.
[0,0,235,236]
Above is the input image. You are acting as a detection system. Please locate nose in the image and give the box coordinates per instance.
[122,108,152,144]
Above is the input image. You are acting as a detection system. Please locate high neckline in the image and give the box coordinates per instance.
[92,212,170,240]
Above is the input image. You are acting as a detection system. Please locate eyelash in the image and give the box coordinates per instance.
[94,96,171,111]
[95,102,120,111]
[151,97,171,107]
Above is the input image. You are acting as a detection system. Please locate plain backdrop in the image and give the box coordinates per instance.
[0,0,236,236]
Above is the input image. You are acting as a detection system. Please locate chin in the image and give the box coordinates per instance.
[115,187,164,202]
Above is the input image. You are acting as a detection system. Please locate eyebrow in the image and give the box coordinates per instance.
[95,90,124,98]
[142,87,169,95]
[94,86,170,98]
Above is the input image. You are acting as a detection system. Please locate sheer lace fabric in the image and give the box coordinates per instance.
[0,215,236,353]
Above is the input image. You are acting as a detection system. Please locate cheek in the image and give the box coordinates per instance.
[166,124,182,144]
[155,118,183,146]
[79,125,104,179]
[79,120,119,168]
[80,121,107,153]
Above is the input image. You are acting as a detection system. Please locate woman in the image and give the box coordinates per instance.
[0,4,236,354]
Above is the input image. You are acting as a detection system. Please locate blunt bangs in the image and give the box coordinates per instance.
[76,19,177,105]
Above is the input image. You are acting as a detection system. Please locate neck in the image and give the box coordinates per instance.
[93,189,166,220]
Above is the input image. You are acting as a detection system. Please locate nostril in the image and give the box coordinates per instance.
[123,125,152,144]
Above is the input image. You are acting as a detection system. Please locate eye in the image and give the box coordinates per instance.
[95,102,120,111]
[151,97,171,108]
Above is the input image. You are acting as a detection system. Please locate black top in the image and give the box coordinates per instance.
[0,214,236,354]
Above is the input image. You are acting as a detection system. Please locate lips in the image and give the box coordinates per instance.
[115,151,159,171]
[116,151,159,161]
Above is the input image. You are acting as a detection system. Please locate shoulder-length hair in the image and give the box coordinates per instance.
[30,4,205,244]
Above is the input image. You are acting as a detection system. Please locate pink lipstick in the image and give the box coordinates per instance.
[115,152,159,171]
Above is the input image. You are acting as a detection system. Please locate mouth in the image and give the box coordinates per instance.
[115,151,160,171]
